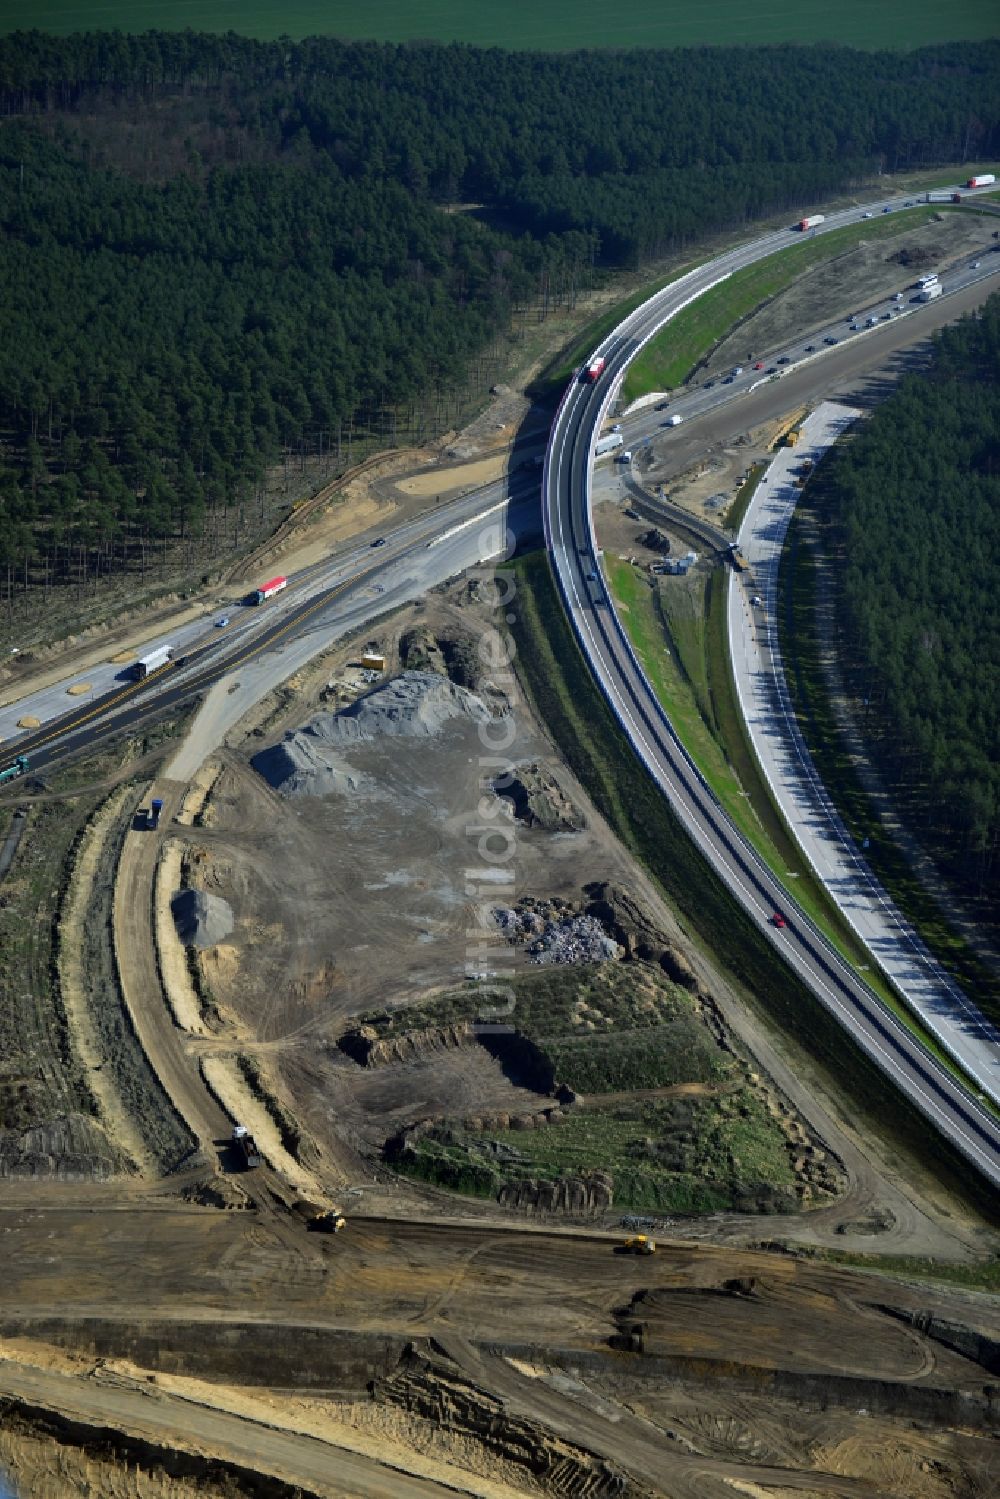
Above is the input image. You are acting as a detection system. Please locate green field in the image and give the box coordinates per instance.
[6,1,998,49]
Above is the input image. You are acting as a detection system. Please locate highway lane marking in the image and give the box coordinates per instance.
[7,494,520,766]
[545,198,1000,1177]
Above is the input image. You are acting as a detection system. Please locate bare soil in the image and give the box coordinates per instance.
[702,211,997,381]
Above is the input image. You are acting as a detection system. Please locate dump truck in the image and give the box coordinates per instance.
[785,428,801,447]
[967,174,996,189]
[292,1199,347,1233]
[623,1235,656,1255]
[132,644,173,679]
[232,1124,262,1169]
[0,755,29,786]
[728,543,749,573]
[797,214,825,231]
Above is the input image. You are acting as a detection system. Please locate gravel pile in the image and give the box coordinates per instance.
[171,888,234,949]
[494,906,620,965]
[253,671,493,798]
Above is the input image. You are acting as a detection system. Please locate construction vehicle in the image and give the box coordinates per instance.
[728,543,749,573]
[0,755,29,786]
[622,1235,656,1255]
[232,1124,262,1169]
[292,1199,347,1233]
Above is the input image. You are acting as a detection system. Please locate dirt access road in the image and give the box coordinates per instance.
[113,776,229,1155]
[1,1207,997,1497]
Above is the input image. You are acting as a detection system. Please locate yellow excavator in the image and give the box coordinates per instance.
[622,1234,656,1255]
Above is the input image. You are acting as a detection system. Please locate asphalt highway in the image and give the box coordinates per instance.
[1,476,536,780]
[543,191,1000,1187]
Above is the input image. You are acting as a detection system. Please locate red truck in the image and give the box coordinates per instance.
[584,356,606,381]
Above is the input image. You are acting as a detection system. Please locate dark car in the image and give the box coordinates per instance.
[723,375,735,384]
[824,336,838,345]
[704,379,716,389]
[777,356,791,365]
[766,365,777,373]
[371,536,387,548]
[804,344,815,352]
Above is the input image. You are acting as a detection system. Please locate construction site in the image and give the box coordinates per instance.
[1,208,999,1498]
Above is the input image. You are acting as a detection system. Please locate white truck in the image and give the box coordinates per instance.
[132,644,173,679]
[665,414,683,427]
[915,274,939,290]
[918,282,942,302]
[797,214,825,231]
[595,432,624,457]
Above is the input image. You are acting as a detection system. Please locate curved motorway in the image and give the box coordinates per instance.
[543,192,1000,1188]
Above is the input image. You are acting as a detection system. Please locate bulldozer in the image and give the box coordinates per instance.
[622,1234,656,1255]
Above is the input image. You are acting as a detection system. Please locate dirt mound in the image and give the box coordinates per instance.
[252,670,494,798]
[180,1175,251,1211]
[584,881,704,991]
[340,1020,476,1068]
[329,669,492,740]
[251,733,364,799]
[493,763,586,831]
[170,889,234,950]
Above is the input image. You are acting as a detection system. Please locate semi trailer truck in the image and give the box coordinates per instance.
[595,432,624,457]
[0,755,29,786]
[967,174,996,189]
[132,645,173,679]
[252,576,287,605]
[797,214,825,231]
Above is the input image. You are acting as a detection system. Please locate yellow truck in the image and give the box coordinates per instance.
[292,1199,347,1234]
[622,1235,656,1255]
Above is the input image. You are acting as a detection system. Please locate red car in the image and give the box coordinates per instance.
[753,360,764,370]
[771,911,786,928]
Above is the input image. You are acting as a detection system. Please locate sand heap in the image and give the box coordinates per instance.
[171,888,234,949]
[253,671,493,798]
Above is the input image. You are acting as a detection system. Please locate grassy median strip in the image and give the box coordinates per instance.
[503,550,1000,1220]
[621,209,938,402]
[604,555,912,1009]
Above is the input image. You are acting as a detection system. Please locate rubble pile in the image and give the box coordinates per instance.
[494,901,620,965]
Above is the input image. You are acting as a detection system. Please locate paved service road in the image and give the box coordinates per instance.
[729,403,1000,1100]
[544,190,1000,1187]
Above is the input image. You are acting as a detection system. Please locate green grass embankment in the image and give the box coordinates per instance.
[501,549,1000,1224]
[604,556,911,1013]
[621,209,938,402]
